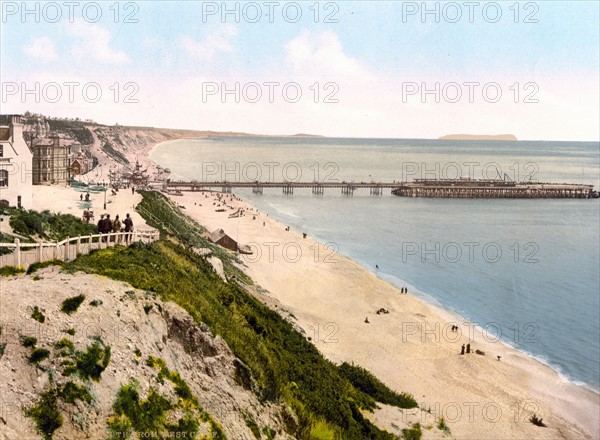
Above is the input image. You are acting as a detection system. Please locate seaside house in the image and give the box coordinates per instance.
[31,134,72,185]
[208,228,238,252]
[0,115,33,208]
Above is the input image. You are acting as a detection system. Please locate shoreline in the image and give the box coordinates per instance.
[244,194,600,395]
[166,189,599,439]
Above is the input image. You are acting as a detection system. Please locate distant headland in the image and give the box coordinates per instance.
[439,134,518,141]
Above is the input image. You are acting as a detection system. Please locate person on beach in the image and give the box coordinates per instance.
[466,343,471,354]
[80,194,83,201]
[461,344,465,355]
[124,213,134,243]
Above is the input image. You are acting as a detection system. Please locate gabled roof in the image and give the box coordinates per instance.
[209,228,235,244]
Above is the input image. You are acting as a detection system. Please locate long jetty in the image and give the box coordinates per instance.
[162,181,398,196]
[158,179,599,198]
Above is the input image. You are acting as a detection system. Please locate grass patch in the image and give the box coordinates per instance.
[9,209,96,242]
[29,348,51,364]
[59,381,92,404]
[0,265,25,277]
[437,417,450,433]
[135,190,251,283]
[107,377,217,440]
[54,338,74,351]
[63,328,76,336]
[63,340,111,381]
[27,260,65,275]
[31,306,46,323]
[402,422,422,440]
[25,389,63,440]
[60,294,86,315]
[339,362,418,409]
[22,336,38,348]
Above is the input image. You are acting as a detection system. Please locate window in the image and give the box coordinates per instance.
[0,144,3,157]
[0,170,8,187]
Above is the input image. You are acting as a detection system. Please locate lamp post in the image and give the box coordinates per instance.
[103,182,107,210]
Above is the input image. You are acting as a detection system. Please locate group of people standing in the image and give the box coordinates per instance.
[97,213,134,242]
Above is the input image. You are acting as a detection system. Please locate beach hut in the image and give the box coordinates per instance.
[208,228,238,252]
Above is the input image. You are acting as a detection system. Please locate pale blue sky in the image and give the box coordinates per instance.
[1,1,599,140]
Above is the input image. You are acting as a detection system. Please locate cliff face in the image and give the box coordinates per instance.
[0,267,291,439]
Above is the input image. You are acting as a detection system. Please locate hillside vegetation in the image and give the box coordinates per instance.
[66,191,419,438]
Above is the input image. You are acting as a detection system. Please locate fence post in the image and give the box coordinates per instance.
[15,238,21,268]
[37,243,43,264]
[133,230,138,243]
[65,236,70,261]
[76,236,81,255]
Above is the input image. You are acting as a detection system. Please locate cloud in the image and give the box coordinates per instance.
[23,36,57,62]
[285,30,373,79]
[180,24,238,61]
[67,20,129,64]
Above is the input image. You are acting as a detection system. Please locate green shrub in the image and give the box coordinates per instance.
[59,381,92,404]
[29,348,51,364]
[0,266,25,277]
[9,209,96,241]
[402,422,422,440]
[63,328,76,336]
[27,260,65,275]
[32,306,46,323]
[60,294,86,315]
[262,426,277,440]
[339,362,418,409]
[437,417,450,433]
[54,338,74,351]
[25,389,63,440]
[64,341,111,381]
[22,336,38,348]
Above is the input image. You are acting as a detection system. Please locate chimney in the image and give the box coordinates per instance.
[9,114,24,142]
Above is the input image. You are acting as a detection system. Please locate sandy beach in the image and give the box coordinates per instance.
[21,183,599,439]
[168,190,600,440]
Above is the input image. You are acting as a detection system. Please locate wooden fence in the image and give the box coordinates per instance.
[0,229,160,270]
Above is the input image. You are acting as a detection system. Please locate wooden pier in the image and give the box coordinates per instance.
[391,179,598,199]
[162,181,400,196]
[158,179,599,199]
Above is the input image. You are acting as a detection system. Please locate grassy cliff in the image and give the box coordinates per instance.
[66,191,418,439]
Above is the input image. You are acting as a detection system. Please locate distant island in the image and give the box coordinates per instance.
[439,134,518,141]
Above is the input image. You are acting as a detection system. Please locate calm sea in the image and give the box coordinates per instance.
[151,137,600,391]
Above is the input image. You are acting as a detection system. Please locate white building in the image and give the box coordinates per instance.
[0,115,33,208]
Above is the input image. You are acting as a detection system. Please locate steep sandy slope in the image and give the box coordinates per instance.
[0,267,292,439]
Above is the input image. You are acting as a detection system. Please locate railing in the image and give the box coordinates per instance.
[0,229,160,270]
